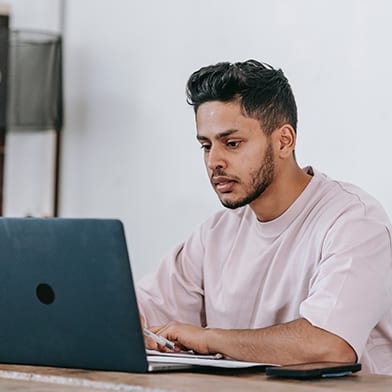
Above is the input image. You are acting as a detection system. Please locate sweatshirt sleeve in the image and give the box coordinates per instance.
[136,226,206,328]
[300,211,392,359]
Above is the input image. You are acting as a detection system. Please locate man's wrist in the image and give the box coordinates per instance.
[204,327,221,354]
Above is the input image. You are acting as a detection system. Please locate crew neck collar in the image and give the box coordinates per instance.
[252,166,321,238]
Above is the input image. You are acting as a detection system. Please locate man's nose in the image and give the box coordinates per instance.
[206,146,227,171]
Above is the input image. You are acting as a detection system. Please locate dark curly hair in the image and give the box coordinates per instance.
[186,60,297,135]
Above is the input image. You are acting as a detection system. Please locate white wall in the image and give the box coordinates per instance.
[4,0,392,280]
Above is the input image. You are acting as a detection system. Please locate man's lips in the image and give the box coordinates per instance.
[211,176,237,193]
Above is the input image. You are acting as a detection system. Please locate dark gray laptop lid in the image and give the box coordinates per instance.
[0,218,149,372]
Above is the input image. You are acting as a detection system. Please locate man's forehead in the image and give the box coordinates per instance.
[195,102,245,135]
[195,101,263,138]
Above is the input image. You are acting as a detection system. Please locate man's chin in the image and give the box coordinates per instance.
[218,188,265,210]
[219,196,248,210]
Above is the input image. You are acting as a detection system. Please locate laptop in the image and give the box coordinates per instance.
[0,217,190,372]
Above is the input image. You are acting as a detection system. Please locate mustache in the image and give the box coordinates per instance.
[211,168,226,178]
[210,169,240,182]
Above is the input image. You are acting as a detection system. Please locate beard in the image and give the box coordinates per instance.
[214,143,275,209]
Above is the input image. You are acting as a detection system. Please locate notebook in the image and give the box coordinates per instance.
[0,218,271,372]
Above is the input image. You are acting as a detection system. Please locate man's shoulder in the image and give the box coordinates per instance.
[312,168,390,224]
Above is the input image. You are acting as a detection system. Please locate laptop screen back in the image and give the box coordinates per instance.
[0,218,148,372]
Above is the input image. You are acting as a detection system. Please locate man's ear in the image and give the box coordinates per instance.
[274,124,296,158]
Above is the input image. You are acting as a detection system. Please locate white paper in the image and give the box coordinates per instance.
[146,349,223,360]
[146,350,276,369]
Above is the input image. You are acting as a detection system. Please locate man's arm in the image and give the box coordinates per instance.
[137,240,206,328]
[151,318,356,364]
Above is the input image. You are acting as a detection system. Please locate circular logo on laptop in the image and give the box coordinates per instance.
[36,283,55,305]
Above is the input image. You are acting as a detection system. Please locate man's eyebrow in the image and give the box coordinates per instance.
[196,129,240,141]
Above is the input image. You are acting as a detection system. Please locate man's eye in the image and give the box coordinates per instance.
[200,144,211,151]
[227,141,241,149]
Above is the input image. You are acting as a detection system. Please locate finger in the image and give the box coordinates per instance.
[144,335,159,350]
[150,322,185,352]
[148,324,182,352]
[140,314,146,329]
[151,320,178,336]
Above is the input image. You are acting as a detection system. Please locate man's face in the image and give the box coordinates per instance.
[196,100,275,209]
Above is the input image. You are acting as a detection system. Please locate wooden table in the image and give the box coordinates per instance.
[0,363,392,391]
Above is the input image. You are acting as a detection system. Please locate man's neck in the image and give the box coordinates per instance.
[250,165,313,222]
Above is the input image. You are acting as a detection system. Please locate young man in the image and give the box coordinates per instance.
[137,60,392,374]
